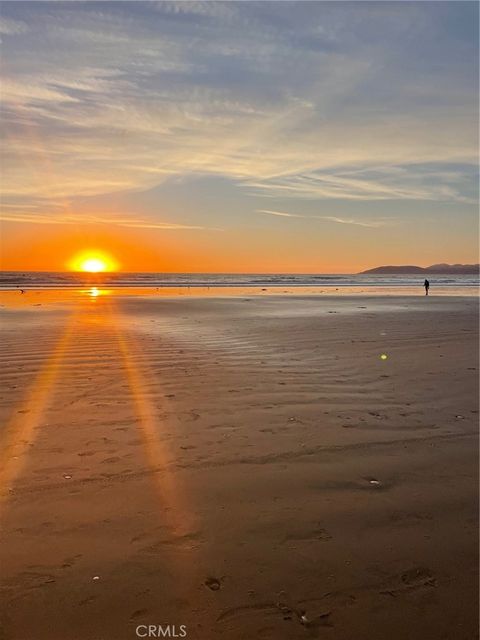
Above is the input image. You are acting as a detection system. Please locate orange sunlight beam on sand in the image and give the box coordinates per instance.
[0,291,192,537]
[0,314,77,508]
[110,301,194,538]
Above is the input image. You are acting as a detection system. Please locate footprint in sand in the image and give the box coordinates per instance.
[381,567,437,597]
[205,577,221,591]
[401,567,437,588]
[285,526,332,543]
[61,554,82,569]
[130,609,149,621]
[277,592,332,629]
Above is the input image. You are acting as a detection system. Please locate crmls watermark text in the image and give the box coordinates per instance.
[135,625,187,638]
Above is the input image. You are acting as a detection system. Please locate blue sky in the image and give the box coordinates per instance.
[0,1,478,271]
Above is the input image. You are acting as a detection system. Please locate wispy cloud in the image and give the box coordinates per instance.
[258,209,303,218]
[248,164,477,204]
[0,1,477,230]
[0,210,209,230]
[258,209,393,228]
[319,216,391,228]
[0,16,28,36]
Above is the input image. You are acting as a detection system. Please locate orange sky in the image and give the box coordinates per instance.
[1,216,478,274]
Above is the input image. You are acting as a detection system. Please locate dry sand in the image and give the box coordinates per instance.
[0,291,478,640]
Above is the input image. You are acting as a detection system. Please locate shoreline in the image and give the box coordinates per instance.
[0,285,478,301]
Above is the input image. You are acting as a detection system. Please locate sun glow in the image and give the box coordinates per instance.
[82,258,106,273]
[69,251,118,273]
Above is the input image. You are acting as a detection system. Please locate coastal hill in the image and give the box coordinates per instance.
[360,263,480,275]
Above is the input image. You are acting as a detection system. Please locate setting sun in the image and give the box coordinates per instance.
[69,251,118,273]
[82,258,106,273]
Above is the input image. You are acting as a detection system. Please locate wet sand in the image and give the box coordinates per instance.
[0,291,478,640]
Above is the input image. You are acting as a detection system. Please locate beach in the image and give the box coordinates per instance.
[0,290,478,640]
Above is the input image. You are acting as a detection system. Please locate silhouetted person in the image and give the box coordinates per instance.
[424,279,430,296]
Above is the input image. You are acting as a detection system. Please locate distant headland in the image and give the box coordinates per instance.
[360,263,480,275]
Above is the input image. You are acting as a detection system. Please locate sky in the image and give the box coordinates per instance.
[0,1,478,273]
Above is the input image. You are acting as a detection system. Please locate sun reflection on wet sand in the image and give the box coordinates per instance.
[109,298,195,538]
[86,287,112,300]
[0,290,194,540]
[0,313,77,508]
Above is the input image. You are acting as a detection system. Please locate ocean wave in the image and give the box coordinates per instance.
[0,271,479,290]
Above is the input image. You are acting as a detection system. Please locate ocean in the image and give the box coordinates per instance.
[0,271,478,291]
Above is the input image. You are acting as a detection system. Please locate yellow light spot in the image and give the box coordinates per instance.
[82,258,106,273]
[380,354,388,360]
[82,287,111,300]
[68,250,118,273]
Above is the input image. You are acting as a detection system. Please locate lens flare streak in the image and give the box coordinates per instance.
[0,296,192,539]
[111,304,193,537]
[0,314,77,506]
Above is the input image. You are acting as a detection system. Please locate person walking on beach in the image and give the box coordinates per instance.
[424,279,430,296]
